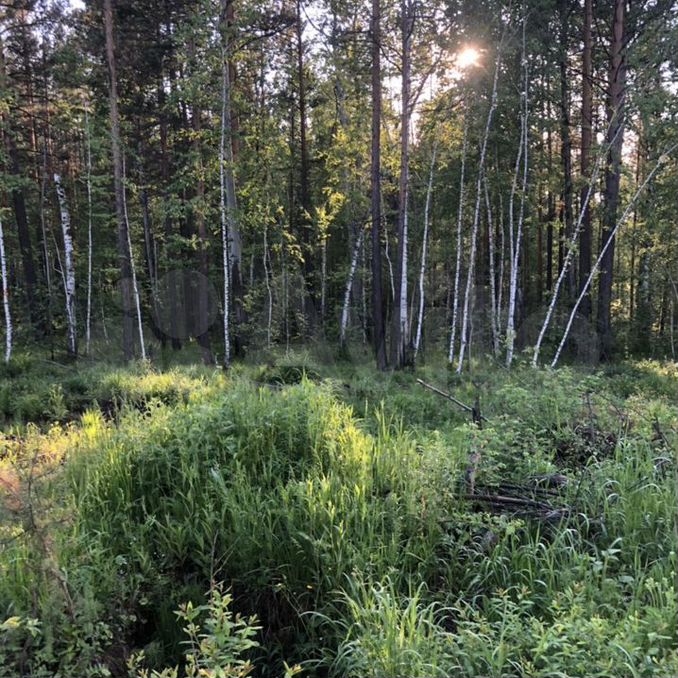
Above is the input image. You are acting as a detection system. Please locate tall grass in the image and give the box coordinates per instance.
[1,356,676,676]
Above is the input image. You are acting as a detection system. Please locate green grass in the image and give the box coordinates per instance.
[0,351,676,676]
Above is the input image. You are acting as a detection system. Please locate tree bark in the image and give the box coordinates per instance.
[414,142,436,358]
[391,0,413,368]
[0,215,12,363]
[448,116,468,364]
[295,0,315,332]
[191,89,215,365]
[559,0,575,299]
[85,109,93,355]
[505,13,529,368]
[54,173,77,357]
[370,0,387,369]
[578,0,593,318]
[340,230,364,349]
[0,39,37,329]
[103,0,135,361]
[596,0,626,360]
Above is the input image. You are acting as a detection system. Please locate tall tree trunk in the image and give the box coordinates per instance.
[552,142,675,367]
[370,0,387,370]
[103,0,135,361]
[191,97,215,365]
[0,215,11,363]
[121,159,146,360]
[219,0,243,362]
[579,0,593,318]
[0,40,37,329]
[485,178,499,356]
[263,223,273,348]
[53,173,77,357]
[295,0,315,332]
[414,142,436,358]
[391,0,413,368]
[458,40,503,371]
[448,116,468,364]
[505,13,529,368]
[596,0,626,360]
[85,109,93,355]
[559,0,575,299]
[224,0,245,353]
[532,123,610,366]
[340,230,364,349]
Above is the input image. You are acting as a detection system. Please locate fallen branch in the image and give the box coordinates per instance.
[416,379,488,423]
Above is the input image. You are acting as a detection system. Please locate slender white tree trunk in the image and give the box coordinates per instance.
[219,47,232,367]
[54,173,77,356]
[457,45,503,373]
[361,237,368,344]
[263,223,273,348]
[414,142,437,358]
[0,216,11,363]
[121,158,146,360]
[497,193,505,337]
[384,226,395,301]
[321,236,327,326]
[505,13,529,368]
[551,144,677,367]
[485,178,499,356]
[340,229,364,348]
[85,108,93,354]
[532,125,616,366]
[448,117,469,364]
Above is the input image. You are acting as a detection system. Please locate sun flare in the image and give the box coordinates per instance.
[456,47,481,69]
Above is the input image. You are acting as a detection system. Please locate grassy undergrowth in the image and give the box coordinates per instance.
[1,352,676,677]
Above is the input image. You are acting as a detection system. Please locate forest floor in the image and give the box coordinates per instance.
[0,348,677,677]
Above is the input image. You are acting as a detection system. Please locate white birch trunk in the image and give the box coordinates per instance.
[384,226,395,302]
[263,223,273,348]
[340,229,364,347]
[414,142,437,358]
[54,173,77,356]
[321,236,327,326]
[497,193,505,337]
[0,216,12,363]
[219,48,232,367]
[448,117,469,364]
[532,125,615,366]
[484,178,499,356]
[505,14,529,368]
[121,158,146,361]
[551,145,676,367]
[85,108,93,354]
[457,45,503,373]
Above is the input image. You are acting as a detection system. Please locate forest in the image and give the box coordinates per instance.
[0,0,677,676]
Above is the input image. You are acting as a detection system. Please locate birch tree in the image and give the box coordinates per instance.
[340,229,365,350]
[391,0,414,368]
[54,173,76,357]
[219,34,232,368]
[414,141,437,358]
[85,108,93,354]
[0,215,11,363]
[448,116,468,364]
[551,145,677,368]
[505,12,529,368]
[456,40,503,373]
[103,0,135,360]
[121,158,146,361]
[370,0,387,369]
[484,178,499,356]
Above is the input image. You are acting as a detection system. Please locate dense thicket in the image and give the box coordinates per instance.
[0,0,677,368]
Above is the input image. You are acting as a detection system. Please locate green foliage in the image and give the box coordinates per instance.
[0,357,676,676]
[127,585,302,678]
